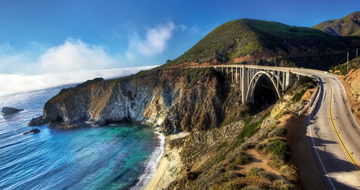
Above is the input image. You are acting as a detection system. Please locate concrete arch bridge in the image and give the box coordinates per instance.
[213,65,312,104]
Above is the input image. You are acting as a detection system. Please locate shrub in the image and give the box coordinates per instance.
[292,89,306,102]
[237,112,270,139]
[269,127,288,138]
[274,179,293,190]
[255,143,266,152]
[233,154,252,165]
[217,142,228,152]
[231,138,245,150]
[280,165,298,182]
[240,142,256,151]
[337,64,348,75]
[298,76,313,85]
[246,167,274,181]
[289,26,298,32]
[237,122,261,139]
[217,155,226,163]
[224,171,239,181]
[240,110,248,117]
[225,164,236,171]
[268,155,286,169]
[267,139,291,161]
[279,127,287,136]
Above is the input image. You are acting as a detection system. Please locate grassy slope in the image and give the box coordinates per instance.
[162,18,347,69]
[313,11,360,36]
[330,55,360,75]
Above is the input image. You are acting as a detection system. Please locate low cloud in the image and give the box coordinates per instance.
[0,39,159,96]
[40,38,117,73]
[0,39,121,75]
[0,66,157,97]
[0,22,181,96]
[126,22,175,58]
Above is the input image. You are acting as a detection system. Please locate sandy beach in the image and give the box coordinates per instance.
[144,132,189,190]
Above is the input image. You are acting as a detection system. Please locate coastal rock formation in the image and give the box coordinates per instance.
[22,128,40,135]
[2,107,24,116]
[29,68,229,132]
[28,116,48,126]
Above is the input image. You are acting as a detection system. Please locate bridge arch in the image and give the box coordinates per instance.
[246,71,282,103]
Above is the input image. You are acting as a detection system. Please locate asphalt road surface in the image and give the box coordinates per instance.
[294,69,360,190]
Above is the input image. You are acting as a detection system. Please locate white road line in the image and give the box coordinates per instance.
[309,118,336,190]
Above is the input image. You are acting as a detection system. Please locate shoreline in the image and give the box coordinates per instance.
[144,132,189,190]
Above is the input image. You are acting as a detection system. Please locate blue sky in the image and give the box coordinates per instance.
[0,0,359,95]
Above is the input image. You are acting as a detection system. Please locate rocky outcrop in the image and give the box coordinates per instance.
[22,128,40,135]
[28,116,48,126]
[2,107,23,115]
[29,68,229,133]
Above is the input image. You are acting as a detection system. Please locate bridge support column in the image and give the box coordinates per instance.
[277,71,280,91]
[231,67,233,83]
[235,68,238,84]
[241,66,248,104]
[282,71,285,93]
[285,70,293,87]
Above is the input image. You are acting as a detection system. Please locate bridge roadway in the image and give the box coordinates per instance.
[295,69,360,190]
[210,65,360,189]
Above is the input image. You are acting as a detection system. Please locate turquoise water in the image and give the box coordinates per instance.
[0,86,163,190]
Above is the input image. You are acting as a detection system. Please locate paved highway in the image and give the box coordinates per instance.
[293,69,360,190]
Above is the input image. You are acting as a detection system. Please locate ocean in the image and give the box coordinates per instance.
[0,85,164,190]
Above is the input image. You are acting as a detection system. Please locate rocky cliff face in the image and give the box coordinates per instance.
[29,68,229,133]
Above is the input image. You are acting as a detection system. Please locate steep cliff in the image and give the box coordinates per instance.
[29,68,229,133]
[165,78,318,190]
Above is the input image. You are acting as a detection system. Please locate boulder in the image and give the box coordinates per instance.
[28,116,48,126]
[22,128,41,135]
[2,107,24,116]
[94,119,106,126]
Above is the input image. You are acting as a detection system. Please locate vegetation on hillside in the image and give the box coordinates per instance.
[166,76,318,189]
[160,18,350,70]
[313,11,360,36]
[330,55,360,75]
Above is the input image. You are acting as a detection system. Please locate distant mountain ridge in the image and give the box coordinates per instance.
[163,17,360,70]
[313,11,360,36]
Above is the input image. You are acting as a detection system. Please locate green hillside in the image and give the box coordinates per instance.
[162,18,350,69]
[313,11,360,36]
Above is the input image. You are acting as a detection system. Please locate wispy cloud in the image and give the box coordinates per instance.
[126,22,175,59]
